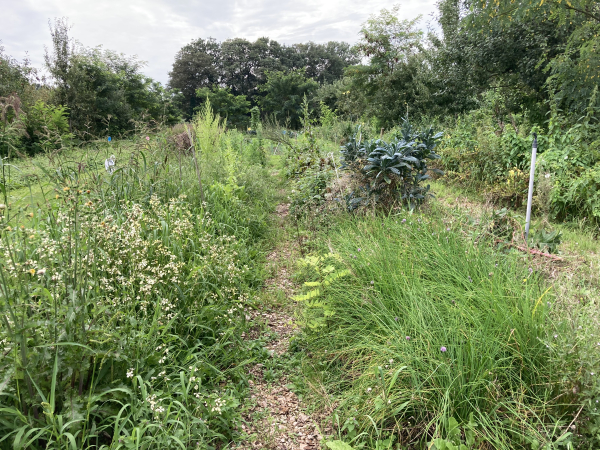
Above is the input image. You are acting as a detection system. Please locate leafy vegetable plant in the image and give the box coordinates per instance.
[342,119,443,209]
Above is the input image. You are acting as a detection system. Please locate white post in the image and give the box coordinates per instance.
[524,133,538,241]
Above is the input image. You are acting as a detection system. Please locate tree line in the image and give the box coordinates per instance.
[321,0,598,129]
[1,19,359,155]
[168,37,359,119]
[1,1,598,155]
[168,0,598,131]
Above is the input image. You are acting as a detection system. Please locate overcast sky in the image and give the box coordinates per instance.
[2,0,439,85]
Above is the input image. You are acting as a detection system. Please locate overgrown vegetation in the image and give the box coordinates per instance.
[292,211,599,449]
[2,1,600,448]
[275,109,599,448]
[0,104,275,449]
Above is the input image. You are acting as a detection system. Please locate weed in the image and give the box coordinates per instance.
[297,212,576,449]
[0,115,275,449]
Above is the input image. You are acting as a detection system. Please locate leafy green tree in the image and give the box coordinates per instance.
[44,18,74,106]
[1,42,50,114]
[144,81,185,126]
[356,5,423,72]
[313,77,352,112]
[287,41,360,85]
[45,19,181,136]
[471,0,599,24]
[343,5,430,126]
[547,21,600,113]
[220,38,258,99]
[431,0,580,121]
[168,37,221,117]
[259,70,319,129]
[1,43,59,156]
[440,0,598,119]
[20,101,71,155]
[169,37,358,117]
[0,43,31,99]
[58,49,174,134]
[219,38,357,104]
[195,86,250,128]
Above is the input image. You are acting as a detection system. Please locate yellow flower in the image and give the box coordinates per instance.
[63,187,70,191]
[28,269,35,276]
[27,213,34,218]
[55,195,60,199]
[29,235,35,239]
[523,278,527,283]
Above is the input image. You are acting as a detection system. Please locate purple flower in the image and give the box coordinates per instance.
[406,336,410,340]
[529,267,533,274]
[440,346,447,353]
[402,219,406,223]
[357,248,361,252]
[394,317,399,321]
[446,227,450,231]
[370,280,374,285]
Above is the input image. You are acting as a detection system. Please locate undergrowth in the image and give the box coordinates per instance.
[293,209,594,449]
[0,110,276,449]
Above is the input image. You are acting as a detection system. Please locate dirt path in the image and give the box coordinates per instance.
[234,203,324,450]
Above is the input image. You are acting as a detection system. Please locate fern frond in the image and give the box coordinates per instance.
[293,288,321,301]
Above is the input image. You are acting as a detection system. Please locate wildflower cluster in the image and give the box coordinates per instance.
[0,189,257,446]
[146,394,166,416]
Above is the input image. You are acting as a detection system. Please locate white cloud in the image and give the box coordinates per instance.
[1,0,438,85]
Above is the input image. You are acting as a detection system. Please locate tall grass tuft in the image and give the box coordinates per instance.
[298,213,572,449]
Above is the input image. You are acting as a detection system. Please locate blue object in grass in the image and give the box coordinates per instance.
[108,136,112,142]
